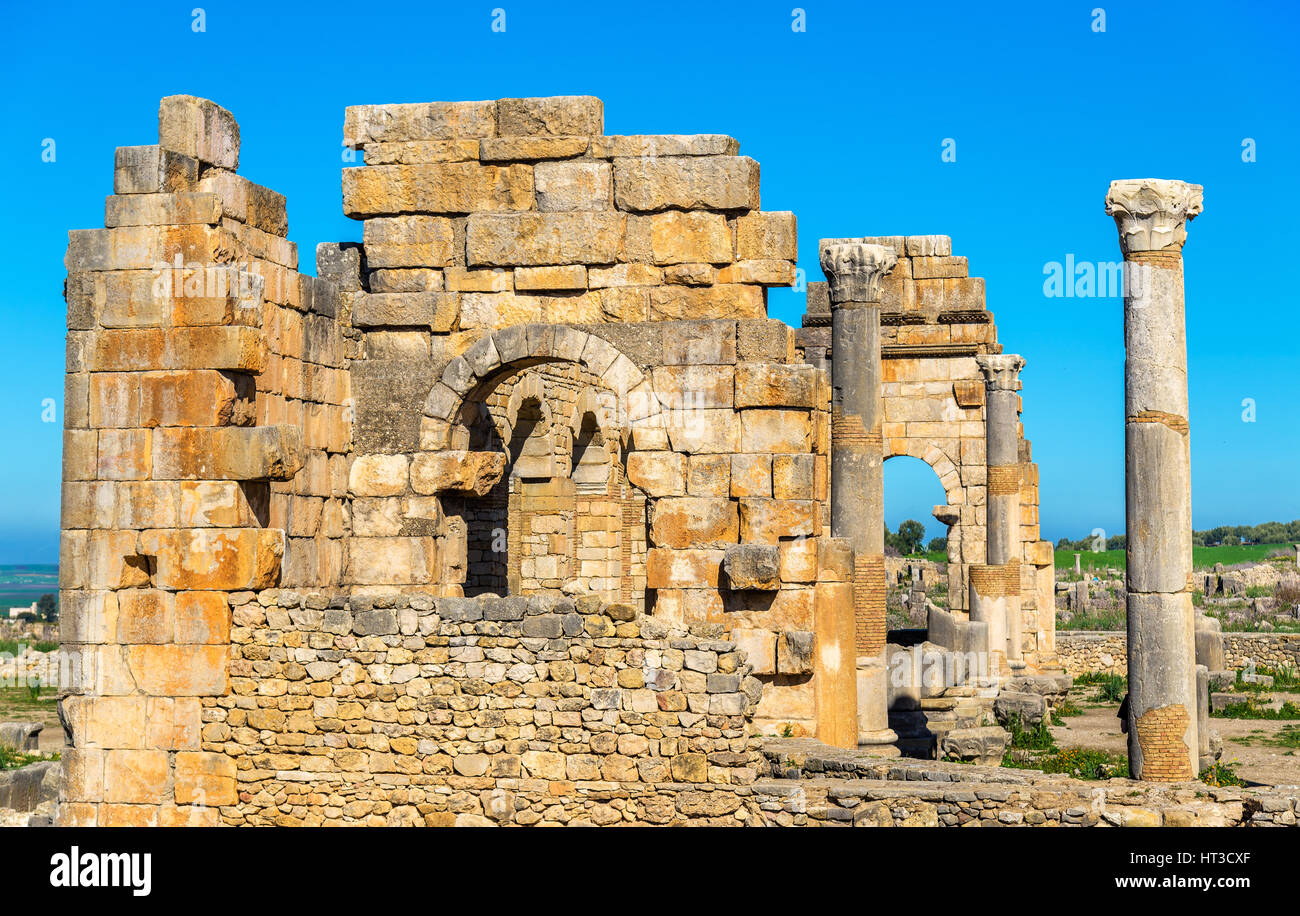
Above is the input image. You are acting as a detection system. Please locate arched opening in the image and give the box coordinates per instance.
[447,359,648,605]
[883,455,950,630]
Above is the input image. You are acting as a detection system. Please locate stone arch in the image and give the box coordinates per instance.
[884,440,974,614]
[426,325,657,603]
[422,323,664,450]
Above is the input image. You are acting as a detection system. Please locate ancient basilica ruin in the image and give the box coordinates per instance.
[52,94,1295,826]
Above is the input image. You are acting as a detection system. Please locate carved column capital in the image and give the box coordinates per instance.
[818,239,898,305]
[1105,179,1204,254]
[976,353,1026,391]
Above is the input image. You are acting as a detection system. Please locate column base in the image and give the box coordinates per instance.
[857,728,901,756]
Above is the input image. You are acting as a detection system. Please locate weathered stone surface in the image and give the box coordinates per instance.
[723,544,780,590]
[345,101,498,147]
[363,216,456,267]
[410,451,506,496]
[533,160,612,211]
[351,292,458,331]
[466,212,624,266]
[496,96,603,137]
[591,134,739,158]
[650,498,738,549]
[342,163,533,217]
[159,95,239,170]
[614,156,759,212]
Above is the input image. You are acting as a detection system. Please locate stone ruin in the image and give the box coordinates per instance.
[52,93,1273,826]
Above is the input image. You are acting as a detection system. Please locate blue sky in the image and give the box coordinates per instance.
[1,0,1296,562]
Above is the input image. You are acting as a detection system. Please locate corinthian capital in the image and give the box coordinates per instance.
[976,353,1026,391]
[1105,179,1204,254]
[818,239,898,305]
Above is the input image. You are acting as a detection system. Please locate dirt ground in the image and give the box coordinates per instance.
[1051,686,1300,787]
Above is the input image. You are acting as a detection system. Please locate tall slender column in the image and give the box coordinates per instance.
[973,355,1025,676]
[1106,177,1203,781]
[820,239,898,753]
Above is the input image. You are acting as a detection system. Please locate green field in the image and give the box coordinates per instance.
[1054,543,1294,573]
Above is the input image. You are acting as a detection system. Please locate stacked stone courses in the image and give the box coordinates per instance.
[58,93,1075,825]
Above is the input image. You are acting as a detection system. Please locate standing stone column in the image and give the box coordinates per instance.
[1106,178,1203,781]
[973,355,1026,677]
[820,239,898,753]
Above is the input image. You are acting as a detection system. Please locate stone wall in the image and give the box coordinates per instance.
[206,591,761,826]
[1057,630,1300,676]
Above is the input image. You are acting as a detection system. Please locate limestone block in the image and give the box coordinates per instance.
[687,455,730,497]
[103,749,170,804]
[197,170,289,236]
[351,291,458,331]
[349,454,410,497]
[114,145,199,195]
[912,256,969,279]
[738,499,817,543]
[626,451,686,496]
[151,426,304,481]
[778,536,818,581]
[363,138,481,164]
[368,268,444,293]
[533,160,612,211]
[591,134,739,158]
[173,591,231,644]
[731,627,777,675]
[717,260,795,286]
[139,370,244,427]
[645,548,724,588]
[344,101,498,147]
[735,211,797,260]
[343,536,438,585]
[612,156,760,212]
[480,136,589,161]
[665,408,738,454]
[662,263,716,285]
[723,543,780,590]
[88,327,263,373]
[736,319,795,362]
[363,216,456,268]
[904,235,952,257]
[651,364,734,410]
[444,266,512,292]
[97,429,151,480]
[65,225,235,273]
[660,320,737,366]
[466,212,624,266]
[140,528,283,591]
[116,589,174,644]
[316,242,363,291]
[641,211,731,265]
[496,96,603,137]
[104,192,221,228]
[738,408,810,452]
[158,96,239,170]
[410,451,506,496]
[994,691,1047,727]
[459,292,545,328]
[173,751,237,805]
[124,644,229,696]
[772,454,815,499]
[729,454,771,498]
[588,263,663,288]
[940,725,1006,765]
[650,497,739,548]
[342,163,534,217]
[734,363,818,408]
[513,265,587,291]
[648,284,764,321]
[777,630,815,674]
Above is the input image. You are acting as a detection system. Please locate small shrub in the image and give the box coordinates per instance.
[1005,714,1056,750]
[1200,761,1247,788]
[31,640,58,653]
[1051,700,1084,725]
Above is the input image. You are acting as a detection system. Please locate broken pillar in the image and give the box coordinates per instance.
[819,238,898,754]
[1106,177,1203,781]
